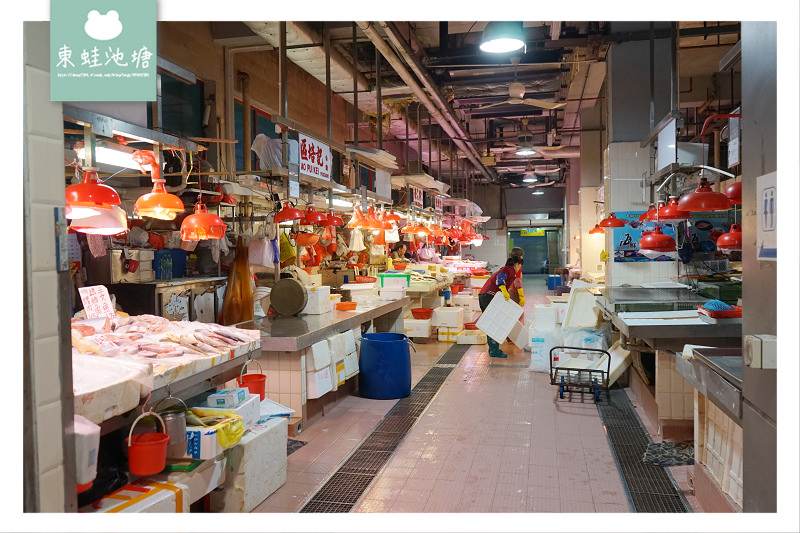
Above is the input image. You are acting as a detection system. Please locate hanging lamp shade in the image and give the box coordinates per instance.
[65,167,121,219]
[725,181,742,205]
[303,206,328,226]
[638,204,657,222]
[347,206,366,229]
[378,212,393,230]
[400,222,420,234]
[385,210,403,222]
[716,224,743,251]
[479,21,525,53]
[646,201,666,222]
[134,180,185,220]
[589,224,604,235]
[326,209,344,227]
[70,205,128,235]
[180,200,227,240]
[678,177,732,212]
[274,201,305,224]
[639,226,676,252]
[415,224,432,237]
[657,197,692,223]
[599,212,627,228]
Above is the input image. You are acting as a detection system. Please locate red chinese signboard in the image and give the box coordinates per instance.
[299,133,331,180]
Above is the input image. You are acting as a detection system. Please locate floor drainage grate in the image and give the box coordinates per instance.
[298,342,468,513]
[596,386,692,513]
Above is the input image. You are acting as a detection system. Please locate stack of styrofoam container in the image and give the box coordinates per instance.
[470,275,489,289]
[341,282,379,306]
[432,307,464,342]
[421,295,444,309]
[456,329,486,344]
[528,304,561,372]
[301,285,331,315]
[305,340,333,399]
[404,318,432,338]
[380,286,407,301]
[452,293,473,311]
[342,328,359,378]
[326,333,347,390]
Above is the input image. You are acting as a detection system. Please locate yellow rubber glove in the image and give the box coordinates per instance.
[518,288,525,307]
[499,285,510,300]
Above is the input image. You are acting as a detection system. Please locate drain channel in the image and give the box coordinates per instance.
[596,386,692,513]
[299,343,470,513]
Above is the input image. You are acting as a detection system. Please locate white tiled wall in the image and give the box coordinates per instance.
[578,187,604,271]
[694,390,743,508]
[604,142,677,286]
[25,22,67,512]
[655,351,693,421]
[258,350,304,417]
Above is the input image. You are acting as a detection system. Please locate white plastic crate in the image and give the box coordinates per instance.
[301,285,331,315]
[404,318,432,338]
[431,306,464,329]
[307,340,332,372]
[380,286,407,301]
[457,330,486,345]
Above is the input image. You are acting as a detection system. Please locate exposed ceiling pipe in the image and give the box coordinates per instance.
[356,21,495,182]
[379,21,492,179]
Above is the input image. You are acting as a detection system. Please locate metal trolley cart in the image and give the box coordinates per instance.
[549,346,611,402]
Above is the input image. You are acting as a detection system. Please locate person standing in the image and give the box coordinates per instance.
[509,247,526,309]
[478,256,523,358]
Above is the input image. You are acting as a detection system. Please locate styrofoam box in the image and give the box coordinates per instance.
[301,285,331,315]
[331,357,346,388]
[562,288,601,328]
[431,306,464,329]
[533,305,558,330]
[176,416,245,460]
[438,326,463,343]
[345,329,358,354]
[207,388,248,408]
[470,275,489,288]
[475,292,523,344]
[508,320,529,350]
[306,366,333,399]
[195,393,261,431]
[154,453,227,507]
[80,478,191,513]
[453,294,473,309]
[457,330,487,345]
[209,417,288,513]
[74,415,101,485]
[307,340,332,372]
[404,318,432,338]
[553,303,568,324]
[421,295,444,309]
[343,350,359,378]
[327,332,347,361]
[380,286,407,301]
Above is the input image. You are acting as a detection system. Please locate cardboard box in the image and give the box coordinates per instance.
[431,306,464,329]
[404,318,432,338]
[307,340,332,372]
[174,416,245,460]
[457,330,487,345]
[209,417,288,513]
[207,388,248,408]
[194,394,261,430]
[438,326,463,343]
[306,366,333,399]
[343,350,359,378]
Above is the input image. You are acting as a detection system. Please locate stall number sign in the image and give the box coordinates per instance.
[412,186,424,208]
[434,195,443,214]
[78,285,117,319]
[50,0,157,102]
[299,134,331,180]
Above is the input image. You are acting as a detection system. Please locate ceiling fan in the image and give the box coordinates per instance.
[494,119,569,156]
[473,81,567,111]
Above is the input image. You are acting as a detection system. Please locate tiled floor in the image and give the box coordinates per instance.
[252,275,697,515]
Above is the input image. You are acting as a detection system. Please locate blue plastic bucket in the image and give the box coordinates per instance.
[442,289,452,301]
[358,333,412,399]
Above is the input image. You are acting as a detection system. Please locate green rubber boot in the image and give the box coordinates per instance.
[487,338,507,358]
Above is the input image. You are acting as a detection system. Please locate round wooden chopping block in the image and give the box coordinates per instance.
[270,278,308,316]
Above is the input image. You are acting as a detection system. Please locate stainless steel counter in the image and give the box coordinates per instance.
[608,311,742,352]
[674,347,743,425]
[234,297,410,352]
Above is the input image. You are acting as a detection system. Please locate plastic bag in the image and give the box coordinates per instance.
[529,328,562,372]
[349,229,366,252]
[220,236,255,326]
[336,234,349,257]
[248,225,273,266]
[561,323,611,352]
[279,231,297,263]
[384,228,400,243]
[188,409,245,449]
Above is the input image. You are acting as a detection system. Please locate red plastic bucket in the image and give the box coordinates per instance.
[451,284,464,295]
[237,359,266,400]
[127,412,169,476]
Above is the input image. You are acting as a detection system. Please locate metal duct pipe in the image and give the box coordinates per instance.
[379,21,492,179]
[356,21,494,182]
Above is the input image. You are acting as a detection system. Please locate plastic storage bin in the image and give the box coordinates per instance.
[154,249,188,279]
[358,333,412,399]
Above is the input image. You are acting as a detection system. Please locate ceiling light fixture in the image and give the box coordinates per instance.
[479,21,526,53]
[132,150,184,220]
[639,226,676,252]
[326,209,345,227]
[725,181,742,205]
[716,224,742,252]
[678,177,732,212]
[589,224,604,235]
[69,205,128,235]
[180,197,227,240]
[274,201,305,224]
[531,190,544,195]
[599,212,626,228]
[65,167,121,220]
[302,205,328,226]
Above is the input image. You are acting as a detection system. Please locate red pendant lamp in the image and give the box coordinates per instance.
[347,206,366,229]
[656,196,691,223]
[180,199,227,240]
[646,201,666,222]
[275,201,305,224]
[132,150,185,220]
[599,212,626,228]
[385,210,403,222]
[589,224,604,234]
[725,181,742,205]
[716,224,743,252]
[639,226,676,252]
[303,205,328,226]
[326,209,344,227]
[638,204,657,222]
[65,167,121,220]
[678,177,732,212]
